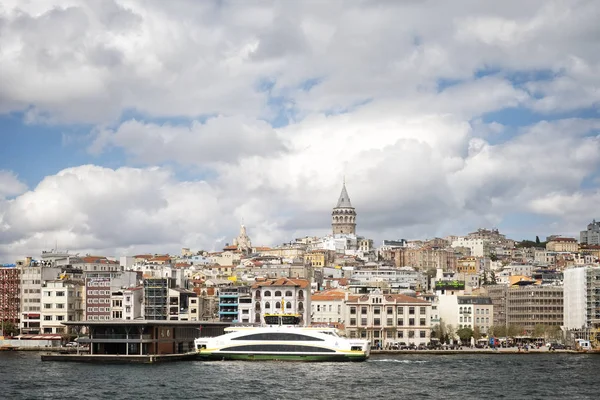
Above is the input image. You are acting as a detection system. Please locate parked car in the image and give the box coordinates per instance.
[549,343,565,350]
[64,342,77,347]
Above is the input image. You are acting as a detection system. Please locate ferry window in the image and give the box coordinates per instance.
[232,332,323,341]
[275,291,282,297]
[264,291,271,297]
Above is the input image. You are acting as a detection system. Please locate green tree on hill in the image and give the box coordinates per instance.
[456,327,474,344]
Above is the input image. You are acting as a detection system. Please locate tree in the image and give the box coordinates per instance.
[473,326,482,341]
[535,236,540,244]
[489,325,507,337]
[456,327,474,344]
[446,324,456,343]
[533,324,547,338]
[482,270,489,285]
[0,321,19,336]
[507,324,525,337]
[490,270,497,284]
[489,253,498,262]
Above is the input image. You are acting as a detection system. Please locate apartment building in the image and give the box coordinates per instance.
[0,266,20,328]
[546,238,578,252]
[310,289,346,325]
[18,260,60,334]
[345,292,432,348]
[506,284,563,332]
[580,219,600,245]
[144,278,170,320]
[564,266,600,330]
[40,280,84,334]
[251,278,310,325]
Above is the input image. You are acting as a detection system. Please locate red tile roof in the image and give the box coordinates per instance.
[252,277,310,289]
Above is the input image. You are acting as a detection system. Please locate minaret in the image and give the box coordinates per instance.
[331,180,356,235]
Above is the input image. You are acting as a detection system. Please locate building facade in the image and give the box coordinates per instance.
[41,280,84,334]
[251,278,310,325]
[345,292,432,348]
[0,266,20,330]
[563,266,600,330]
[580,219,600,245]
[506,284,564,332]
[546,238,578,252]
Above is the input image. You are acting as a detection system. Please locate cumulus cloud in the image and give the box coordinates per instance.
[1,0,600,261]
[2,114,599,262]
[1,0,599,122]
[88,115,287,164]
[0,170,27,198]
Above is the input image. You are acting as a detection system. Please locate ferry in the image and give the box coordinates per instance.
[194,313,370,362]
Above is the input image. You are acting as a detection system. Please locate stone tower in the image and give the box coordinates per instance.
[331,181,356,235]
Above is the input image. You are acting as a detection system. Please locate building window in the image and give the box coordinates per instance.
[361,307,367,315]
[274,291,282,297]
[44,316,52,321]
[408,331,415,338]
[409,307,415,315]
[265,302,271,309]
[420,318,426,326]
[275,302,281,309]
[409,318,415,326]
[374,318,380,326]
[44,304,52,309]
[374,307,381,315]
[360,318,367,326]
[350,318,356,326]
[398,331,404,338]
[264,291,272,297]
[419,307,426,314]
[397,307,404,314]
[57,316,64,321]
[350,307,356,315]
[420,331,426,338]
[285,291,293,297]
[387,307,393,315]
[397,318,404,326]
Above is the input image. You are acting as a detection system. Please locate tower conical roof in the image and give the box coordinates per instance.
[336,183,353,208]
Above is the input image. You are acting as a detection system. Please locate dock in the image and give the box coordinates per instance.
[41,352,198,364]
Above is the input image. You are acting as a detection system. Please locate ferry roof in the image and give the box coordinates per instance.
[61,320,230,327]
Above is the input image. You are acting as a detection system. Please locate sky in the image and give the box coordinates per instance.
[1,0,600,263]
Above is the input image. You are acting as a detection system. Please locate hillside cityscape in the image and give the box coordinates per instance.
[1,183,599,349]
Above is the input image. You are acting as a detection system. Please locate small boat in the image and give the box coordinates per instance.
[194,313,370,362]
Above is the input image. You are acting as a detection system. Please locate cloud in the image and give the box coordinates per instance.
[88,115,287,165]
[3,113,599,262]
[0,170,27,198]
[1,1,600,261]
[1,0,599,123]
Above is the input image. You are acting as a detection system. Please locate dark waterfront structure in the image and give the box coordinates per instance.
[41,320,229,363]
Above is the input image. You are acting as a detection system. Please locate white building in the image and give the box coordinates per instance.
[564,266,600,330]
[451,237,490,257]
[310,289,347,325]
[40,280,84,334]
[18,260,61,334]
[251,278,311,325]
